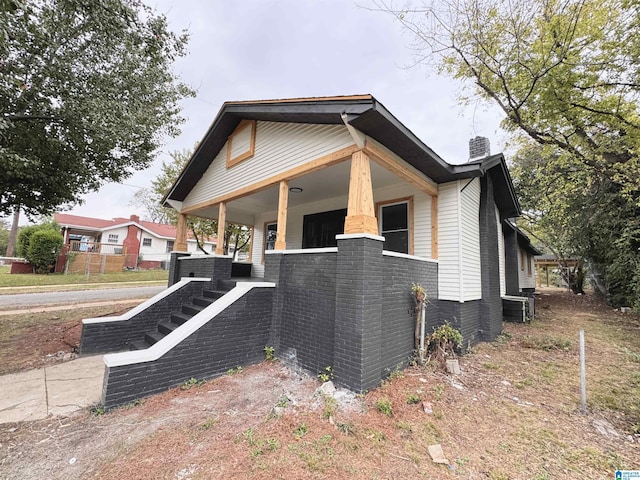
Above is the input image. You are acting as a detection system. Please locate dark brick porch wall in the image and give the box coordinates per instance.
[381,255,438,376]
[437,300,481,350]
[80,280,207,355]
[334,237,384,392]
[479,175,503,341]
[102,287,274,408]
[503,226,520,295]
[265,251,337,375]
[170,255,232,289]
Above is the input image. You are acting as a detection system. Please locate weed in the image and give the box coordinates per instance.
[337,421,355,435]
[363,428,386,442]
[90,404,105,416]
[388,365,404,380]
[322,395,337,420]
[318,366,334,382]
[293,422,308,439]
[520,335,572,351]
[482,362,500,370]
[406,393,421,404]
[621,347,640,363]
[121,399,143,410]
[515,378,533,389]
[264,345,275,361]
[241,427,256,445]
[180,377,204,390]
[276,394,290,408]
[434,383,445,400]
[265,438,280,451]
[489,471,509,480]
[434,411,444,420]
[395,420,412,432]
[376,398,393,417]
[226,366,243,376]
[201,416,217,430]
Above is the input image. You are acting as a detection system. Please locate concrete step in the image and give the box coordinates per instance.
[144,330,165,345]
[193,296,214,307]
[129,340,150,351]
[216,279,237,291]
[182,304,204,316]
[171,312,191,325]
[158,320,178,335]
[202,290,225,300]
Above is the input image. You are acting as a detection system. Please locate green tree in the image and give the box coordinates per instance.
[381,0,640,189]
[0,0,194,218]
[133,150,252,259]
[511,139,640,305]
[26,229,63,273]
[383,0,640,306]
[16,220,58,258]
[0,219,9,256]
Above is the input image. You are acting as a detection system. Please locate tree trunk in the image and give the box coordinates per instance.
[5,207,20,257]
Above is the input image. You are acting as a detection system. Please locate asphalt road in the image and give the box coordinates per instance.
[0,285,166,310]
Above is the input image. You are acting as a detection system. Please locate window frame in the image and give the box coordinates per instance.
[107,234,119,244]
[262,220,277,263]
[142,237,152,247]
[375,196,414,255]
[226,120,257,168]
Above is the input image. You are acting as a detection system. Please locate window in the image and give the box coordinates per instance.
[142,238,152,247]
[379,201,410,254]
[264,222,277,253]
[302,208,346,248]
[226,120,256,168]
[520,248,525,270]
[166,240,174,253]
[527,253,532,276]
[107,234,118,244]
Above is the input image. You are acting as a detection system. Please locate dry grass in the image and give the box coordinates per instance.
[1,289,639,479]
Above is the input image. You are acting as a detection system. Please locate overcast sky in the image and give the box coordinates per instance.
[32,0,508,223]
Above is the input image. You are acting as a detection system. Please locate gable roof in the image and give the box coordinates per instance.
[503,220,542,255]
[54,213,216,243]
[163,94,520,218]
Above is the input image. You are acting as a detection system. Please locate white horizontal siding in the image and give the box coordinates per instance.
[183,122,354,208]
[437,181,461,301]
[373,183,432,258]
[460,178,481,301]
[518,248,536,290]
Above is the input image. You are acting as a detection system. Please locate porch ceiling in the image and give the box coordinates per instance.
[189,160,405,225]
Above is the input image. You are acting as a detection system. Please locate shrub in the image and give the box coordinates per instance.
[16,222,58,258]
[26,229,63,273]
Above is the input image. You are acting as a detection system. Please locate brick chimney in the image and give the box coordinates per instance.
[469,136,491,161]
[129,214,140,223]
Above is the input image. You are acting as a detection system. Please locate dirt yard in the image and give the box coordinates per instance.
[1,289,639,479]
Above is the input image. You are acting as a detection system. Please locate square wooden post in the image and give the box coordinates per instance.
[174,213,188,252]
[275,180,288,250]
[215,202,226,255]
[344,150,378,235]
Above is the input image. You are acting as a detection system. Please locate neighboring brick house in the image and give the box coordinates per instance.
[84,95,538,408]
[54,213,216,269]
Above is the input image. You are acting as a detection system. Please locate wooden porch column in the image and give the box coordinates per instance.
[431,195,438,259]
[215,202,226,255]
[175,213,188,251]
[275,180,288,250]
[344,150,378,235]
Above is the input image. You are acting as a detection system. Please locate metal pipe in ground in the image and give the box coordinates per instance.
[580,329,587,414]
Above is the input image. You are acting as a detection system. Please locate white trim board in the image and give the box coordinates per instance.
[103,282,276,368]
[82,278,210,325]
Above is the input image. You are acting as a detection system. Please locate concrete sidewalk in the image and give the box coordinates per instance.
[0,356,105,424]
